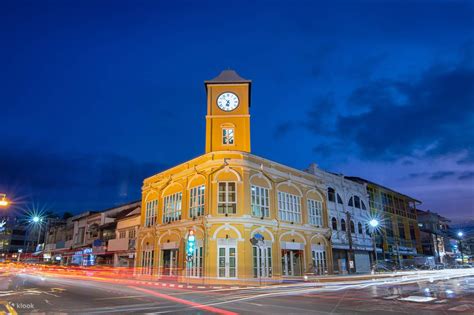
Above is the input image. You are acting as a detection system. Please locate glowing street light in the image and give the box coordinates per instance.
[457,231,463,238]
[369,218,379,273]
[30,215,44,251]
[369,219,379,228]
[0,194,9,207]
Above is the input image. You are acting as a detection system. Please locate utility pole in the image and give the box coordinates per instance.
[346,211,354,274]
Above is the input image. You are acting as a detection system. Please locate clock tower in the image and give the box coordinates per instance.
[204,70,251,153]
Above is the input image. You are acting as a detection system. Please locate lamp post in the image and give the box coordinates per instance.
[369,219,379,272]
[458,231,464,265]
[32,216,44,251]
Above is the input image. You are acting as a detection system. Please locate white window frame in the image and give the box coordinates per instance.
[307,199,323,227]
[128,229,136,239]
[217,182,237,215]
[163,192,182,223]
[253,243,272,278]
[251,185,270,218]
[222,128,234,145]
[141,249,154,275]
[189,185,205,218]
[311,247,327,275]
[278,191,301,223]
[217,244,237,279]
[145,200,158,227]
[119,230,126,239]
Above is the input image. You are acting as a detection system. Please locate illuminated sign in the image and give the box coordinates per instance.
[187,230,195,258]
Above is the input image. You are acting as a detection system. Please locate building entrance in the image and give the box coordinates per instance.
[162,249,178,276]
[281,249,303,276]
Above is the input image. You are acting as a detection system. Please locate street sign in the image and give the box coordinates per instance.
[250,233,265,246]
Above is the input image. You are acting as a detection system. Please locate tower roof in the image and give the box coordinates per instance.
[205,70,251,85]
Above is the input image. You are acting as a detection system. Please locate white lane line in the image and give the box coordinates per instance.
[94,295,148,301]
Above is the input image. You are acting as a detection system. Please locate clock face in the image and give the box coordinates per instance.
[217,92,239,112]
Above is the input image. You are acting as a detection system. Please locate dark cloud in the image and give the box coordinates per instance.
[408,172,429,179]
[283,44,474,163]
[274,122,296,139]
[429,171,456,181]
[458,171,474,180]
[0,144,167,212]
[401,160,415,166]
[407,170,472,181]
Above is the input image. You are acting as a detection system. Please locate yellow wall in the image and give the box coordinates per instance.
[136,152,332,284]
[205,83,251,153]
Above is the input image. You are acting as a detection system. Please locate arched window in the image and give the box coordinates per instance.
[354,196,361,208]
[348,197,353,207]
[361,201,367,210]
[350,220,355,234]
[358,222,363,234]
[337,194,343,204]
[328,188,335,202]
[331,217,338,230]
[341,219,346,231]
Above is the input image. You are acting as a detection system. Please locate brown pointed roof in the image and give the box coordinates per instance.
[204,70,252,106]
[205,70,251,85]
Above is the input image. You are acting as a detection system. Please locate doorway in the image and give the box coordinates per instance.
[281,249,303,276]
[218,245,237,278]
[162,249,178,276]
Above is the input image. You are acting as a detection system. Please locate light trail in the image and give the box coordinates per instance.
[130,286,238,315]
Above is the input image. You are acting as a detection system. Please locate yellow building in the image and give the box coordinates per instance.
[347,177,422,265]
[136,70,332,284]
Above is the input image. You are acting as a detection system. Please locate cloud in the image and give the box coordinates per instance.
[0,144,167,212]
[458,171,474,180]
[274,122,296,138]
[429,171,456,180]
[407,170,473,181]
[281,43,474,163]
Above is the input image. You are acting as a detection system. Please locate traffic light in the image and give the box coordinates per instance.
[187,230,195,258]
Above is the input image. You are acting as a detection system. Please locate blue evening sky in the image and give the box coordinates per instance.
[1,1,473,222]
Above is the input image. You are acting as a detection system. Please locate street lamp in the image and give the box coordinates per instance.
[0,194,9,207]
[369,219,379,273]
[457,231,464,265]
[31,216,44,251]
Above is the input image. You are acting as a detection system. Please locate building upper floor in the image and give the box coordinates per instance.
[141,151,330,231]
[346,176,420,221]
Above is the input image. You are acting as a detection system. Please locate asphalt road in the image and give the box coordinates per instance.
[1,269,473,314]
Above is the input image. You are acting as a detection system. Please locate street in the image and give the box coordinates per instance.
[1,267,473,314]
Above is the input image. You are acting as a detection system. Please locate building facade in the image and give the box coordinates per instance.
[42,201,140,265]
[306,165,373,274]
[136,70,332,284]
[347,177,422,267]
[108,205,141,267]
[416,209,451,264]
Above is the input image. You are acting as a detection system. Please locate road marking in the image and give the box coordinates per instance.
[448,304,472,312]
[130,286,238,315]
[95,295,148,301]
[399,296,436,303]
